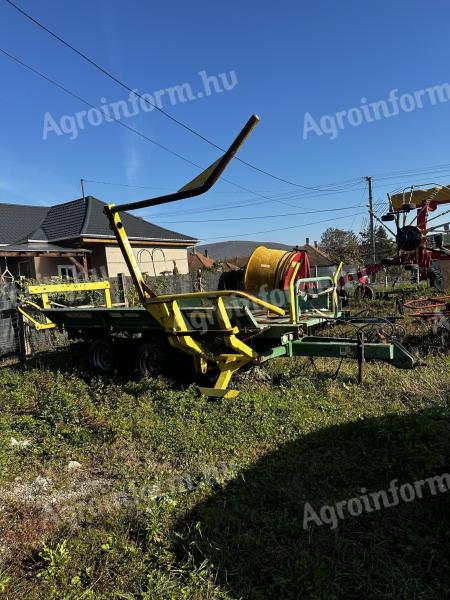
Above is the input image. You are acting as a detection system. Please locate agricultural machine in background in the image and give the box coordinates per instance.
[19,116,415,396]
[339,183,450,294]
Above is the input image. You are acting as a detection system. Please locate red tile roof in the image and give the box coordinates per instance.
[188,251,215,271]
[301,244,334,267]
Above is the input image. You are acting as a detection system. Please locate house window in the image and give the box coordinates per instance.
[18,260,32,278]
[57,265,77,280]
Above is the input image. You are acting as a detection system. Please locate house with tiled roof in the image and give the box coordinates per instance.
[0,196,197,280]
[301,241,336,273]
[187,250,215,272]
[222,244,335,274]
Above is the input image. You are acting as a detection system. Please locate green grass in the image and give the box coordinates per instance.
[0,310,449,598]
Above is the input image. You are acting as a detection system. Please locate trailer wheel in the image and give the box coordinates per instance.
[89,337,118,375]
[133,339,170,378]
[354,284,374,301]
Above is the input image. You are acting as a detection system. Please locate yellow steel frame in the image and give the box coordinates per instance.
[288,261,301,324]
[332,262,344,317]
[19,281,113,331]
[17,300,56,331]
[103,209,155,303]
[103,204,286,396]
[27,281,112,309]
[101,115,287,397]
[144,290,284,398]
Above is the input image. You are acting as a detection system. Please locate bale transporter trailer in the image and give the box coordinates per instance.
[19,116,415,397]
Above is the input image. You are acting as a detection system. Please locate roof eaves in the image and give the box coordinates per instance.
[305,243,332,260]
[48,233,198,244]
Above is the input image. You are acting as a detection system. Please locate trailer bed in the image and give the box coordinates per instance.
[41,303,336,339]
[42,307,162,334]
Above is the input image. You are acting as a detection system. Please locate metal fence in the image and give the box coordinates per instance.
[116,271,221,305]
[0,283,20,365]
[0,271,224,363]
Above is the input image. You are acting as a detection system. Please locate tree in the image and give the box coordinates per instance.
[319,228,362,264]
[359,225,396,262]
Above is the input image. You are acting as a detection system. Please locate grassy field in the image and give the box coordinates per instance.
[0,304,449,599]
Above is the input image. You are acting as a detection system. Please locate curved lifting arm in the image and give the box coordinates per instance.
[111,115,259,214]
[146,289,285,317]
[103,115,260,301]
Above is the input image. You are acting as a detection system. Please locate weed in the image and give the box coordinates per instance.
[0,307,449,598]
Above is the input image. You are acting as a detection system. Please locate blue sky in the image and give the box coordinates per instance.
[1,0,450,245]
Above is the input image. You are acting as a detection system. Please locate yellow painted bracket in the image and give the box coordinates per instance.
[289,261,301,324]
[332,261,344,317]
[198,354,251,399]
[17,301,56,331]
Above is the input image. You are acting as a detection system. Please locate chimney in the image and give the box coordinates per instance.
[314,241,318,248]
[204,248,208,257]
[305,237,310,245]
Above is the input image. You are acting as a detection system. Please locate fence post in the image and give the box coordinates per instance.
[357,330,365,384]
[117,273,128,307]
[197,269,203,292]
[17,311,29,362]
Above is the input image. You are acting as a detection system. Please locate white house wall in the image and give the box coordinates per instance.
[104,244,190,277]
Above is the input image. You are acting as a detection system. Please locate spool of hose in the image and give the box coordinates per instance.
[243,246,299,294]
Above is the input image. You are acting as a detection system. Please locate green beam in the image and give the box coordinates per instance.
[284,336,414,369]
[291,338,391,360]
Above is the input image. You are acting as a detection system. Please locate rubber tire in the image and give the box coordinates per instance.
[88,337,118,375]
[133,339,170,379]
[354,284,374,301]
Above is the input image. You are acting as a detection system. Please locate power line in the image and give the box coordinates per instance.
[0,48,203,167]
[199,212,366,241]
[3,0,225,149]
[0,43,372,235]
[349,186,367,231]
[372,162,450,181]
[84,178,364,216]
[88,169,450,202]
[83,179,295,194]
[144,185,367,218]
[156,204,362,224]
[83,178,363,195]
[4,0,363,193]
[88,148,438,218]
[9,1,450,232]
[1,41,427,238]
[7,1,450,204]
[0,45,306,211]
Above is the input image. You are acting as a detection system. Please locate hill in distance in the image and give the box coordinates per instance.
[196,240,293,260]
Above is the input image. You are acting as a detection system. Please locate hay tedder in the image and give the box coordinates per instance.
[19,116,415,396]
[339,182,450,292]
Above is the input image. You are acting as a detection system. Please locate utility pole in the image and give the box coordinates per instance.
[365,176,376,264]
[80,178,86,202]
